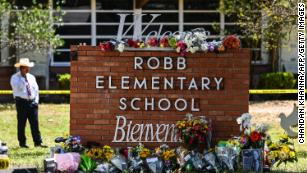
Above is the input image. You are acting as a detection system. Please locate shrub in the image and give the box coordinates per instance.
[258,72,296,89]
[57,73,71,89]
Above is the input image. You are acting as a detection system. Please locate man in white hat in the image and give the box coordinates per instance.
[10,58,47,148]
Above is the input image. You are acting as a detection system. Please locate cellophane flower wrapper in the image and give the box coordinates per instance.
[146,157,163,173]
[203,151,220,172]
[111,155,127,171]
[128,158,144,173]
[95,162,119,173]
[54,153,80,173]
[190,151,205,170]
[216,147,234,172]
[175,146,188,167]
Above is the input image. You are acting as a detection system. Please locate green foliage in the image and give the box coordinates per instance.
[219,0,297,50]
[220,0,298,71]
[0,0,64,56]
[79,155,97,173]
[57,73,71,89]
[258,72,296,89]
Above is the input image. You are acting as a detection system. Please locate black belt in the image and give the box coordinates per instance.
[15,97,34,102]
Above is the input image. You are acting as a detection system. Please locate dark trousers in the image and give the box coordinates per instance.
[15,98,42,146]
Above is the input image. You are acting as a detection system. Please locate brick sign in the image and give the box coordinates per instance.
[70,46,250,147]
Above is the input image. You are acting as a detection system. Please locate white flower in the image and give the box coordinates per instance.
[188,46,199,54]
[201,43,208,52]
[184,39,193,48]
[176,47,181,53]
[116,43,125,52]
[237,113,252,132]
[236,117,242,125]
[194,32,207,40]
[186,113,193,120]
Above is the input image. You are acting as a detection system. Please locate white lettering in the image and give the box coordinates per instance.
[121,76,130,89]
[135,57,143,69]
[177,57,186,70]
[152,76,160,90]
[96,76,104,89]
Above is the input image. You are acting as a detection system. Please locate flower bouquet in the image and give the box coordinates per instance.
[54,135,84,153]
[127,144,150,172]
[86,145,114,162]
[236,113,268,149]
[223,35,241,49]
[154,144,178,172]
[176,113,210,150]
[266,134,298,167]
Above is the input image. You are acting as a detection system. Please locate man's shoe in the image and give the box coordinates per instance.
[34,144,48,148]
[20,145,29,148]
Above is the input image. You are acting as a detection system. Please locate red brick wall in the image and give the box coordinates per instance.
[70,46,251,147]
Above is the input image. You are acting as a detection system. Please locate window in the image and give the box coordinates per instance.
[53,0,91,9]
[184,0,218,10]
[52,0,92,66]
[51,0,263,66]
[143,0,178,10]
[96,0,133,10]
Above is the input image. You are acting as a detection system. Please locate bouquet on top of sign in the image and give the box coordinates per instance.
[95,28,241,56]
[175,113,212,150]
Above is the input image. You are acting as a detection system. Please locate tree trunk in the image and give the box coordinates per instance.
[270,46,280,72]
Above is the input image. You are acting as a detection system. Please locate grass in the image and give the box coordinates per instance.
[0,104,69,170]
[0,102,306,172]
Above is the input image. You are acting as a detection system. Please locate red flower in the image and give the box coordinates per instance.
[223,35,240,49]
[127,39,136,47]
[104,42,113,51]
[250,131,262,142]
[146,37,158,47]
[189,137,194,145]
[159,37,169,47]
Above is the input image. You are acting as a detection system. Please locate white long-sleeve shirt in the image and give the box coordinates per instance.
[10,72,39,103]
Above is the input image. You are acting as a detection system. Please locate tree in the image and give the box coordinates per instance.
[0,0,63,63]
[220,0,297,71]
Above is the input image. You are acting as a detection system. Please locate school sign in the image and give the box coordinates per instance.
[70,46,250,147]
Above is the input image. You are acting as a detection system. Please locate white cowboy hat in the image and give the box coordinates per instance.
[14,58,35,68]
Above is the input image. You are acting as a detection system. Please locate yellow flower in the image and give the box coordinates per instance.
[102,145,114,161]
[155,147,162,155]
[140,148,151,159]
[193,120,200,126]
[176,121,186,129]
[162,150,176,160]
[289,151,296,159]
[281,145,290,153]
